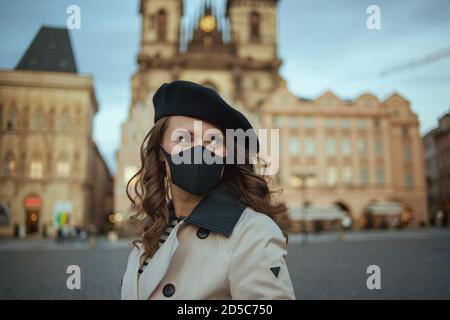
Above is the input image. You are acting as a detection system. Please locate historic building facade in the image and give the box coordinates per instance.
[261,86,428,228]
[0,26,113,237]
[115,0,428,229]
[424,111,450,226]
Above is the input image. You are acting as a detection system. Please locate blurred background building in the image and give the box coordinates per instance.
[261,86,427,230]
[115,0,428,232]
[0,26,113,237]
[424,110,450,226]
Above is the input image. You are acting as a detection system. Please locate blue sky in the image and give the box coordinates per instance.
[1,0,449,174]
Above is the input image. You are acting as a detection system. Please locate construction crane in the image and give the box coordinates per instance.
[380,46,450,77]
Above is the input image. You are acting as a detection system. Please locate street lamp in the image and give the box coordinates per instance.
[294,172,316,245]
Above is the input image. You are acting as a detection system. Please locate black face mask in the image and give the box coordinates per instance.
[161,145,225,196]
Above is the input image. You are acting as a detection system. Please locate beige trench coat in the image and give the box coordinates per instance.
[121,184,296,300]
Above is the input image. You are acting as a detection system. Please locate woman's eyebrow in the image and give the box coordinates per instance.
[173,128,194,135]
[203,130,223,137]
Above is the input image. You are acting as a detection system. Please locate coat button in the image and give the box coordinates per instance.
[162,283,175,297]
[196,227,209,239]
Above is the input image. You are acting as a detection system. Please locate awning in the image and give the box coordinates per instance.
[366,202,403,215]
[289,205,345,221]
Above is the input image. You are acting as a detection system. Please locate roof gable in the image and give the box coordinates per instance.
[15,26,77,73]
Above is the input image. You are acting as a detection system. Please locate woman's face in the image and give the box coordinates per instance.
[161,115,227,158]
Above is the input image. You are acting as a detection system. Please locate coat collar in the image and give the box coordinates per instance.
[167,182,246,237]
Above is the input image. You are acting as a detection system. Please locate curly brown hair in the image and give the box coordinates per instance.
[126,117,288,259]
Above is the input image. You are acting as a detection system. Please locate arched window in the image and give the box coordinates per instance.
[249,11,261,42]
[3,152,16,176]
[7,106,18,130]
[56,153,70,177]
[30,154,43,179]
[73,151,80,171]
[156,9,167,41]
[31,107,45,129]
[48,108,55,130]
[59,108,71,130]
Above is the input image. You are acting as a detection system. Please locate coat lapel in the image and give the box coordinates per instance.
[137,220,183,300]
[184,183,246,237]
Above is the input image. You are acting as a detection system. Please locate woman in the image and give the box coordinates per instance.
[121,80,295,300]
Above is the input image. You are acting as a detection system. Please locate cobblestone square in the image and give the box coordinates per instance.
[1,229,449,299]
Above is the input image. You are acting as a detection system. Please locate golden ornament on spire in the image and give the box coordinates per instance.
[200,14,216,33]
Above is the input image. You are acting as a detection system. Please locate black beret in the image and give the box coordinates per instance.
[153,80,259,153]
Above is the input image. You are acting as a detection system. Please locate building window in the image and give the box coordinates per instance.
[3,152,16,176]
[342,166,352,184]
[59,109,71,129]
[253,78,259,89]
[7,106,18,130]
[374,119,381,129]
[357,118,367,129]
[288,137,300,155]
[156,9,167,41]
[402,125,409,137]
[148,14,155,30]
[56,154,70,177]
[124,165,138,186]
[305,138,316,155]
[304,116,314,129]
[272,115,281,128]
[249,11,261,42]
[342,138,352,156]
[340,118,350,129]
[405,172,414,188]
[360,167,369,186]
[326,138,337,156]
[325,118,335,128]
[31,107,45,129]
[326,167,337,186]
[404,145,412,161]
[30,156,43,179]
[375,140,383,157]
[358,138,368,154]
[288,117,298,128]
[376,168,385,185]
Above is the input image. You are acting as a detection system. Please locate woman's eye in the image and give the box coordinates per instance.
[208,136,222,145]
[177,135,188,143]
